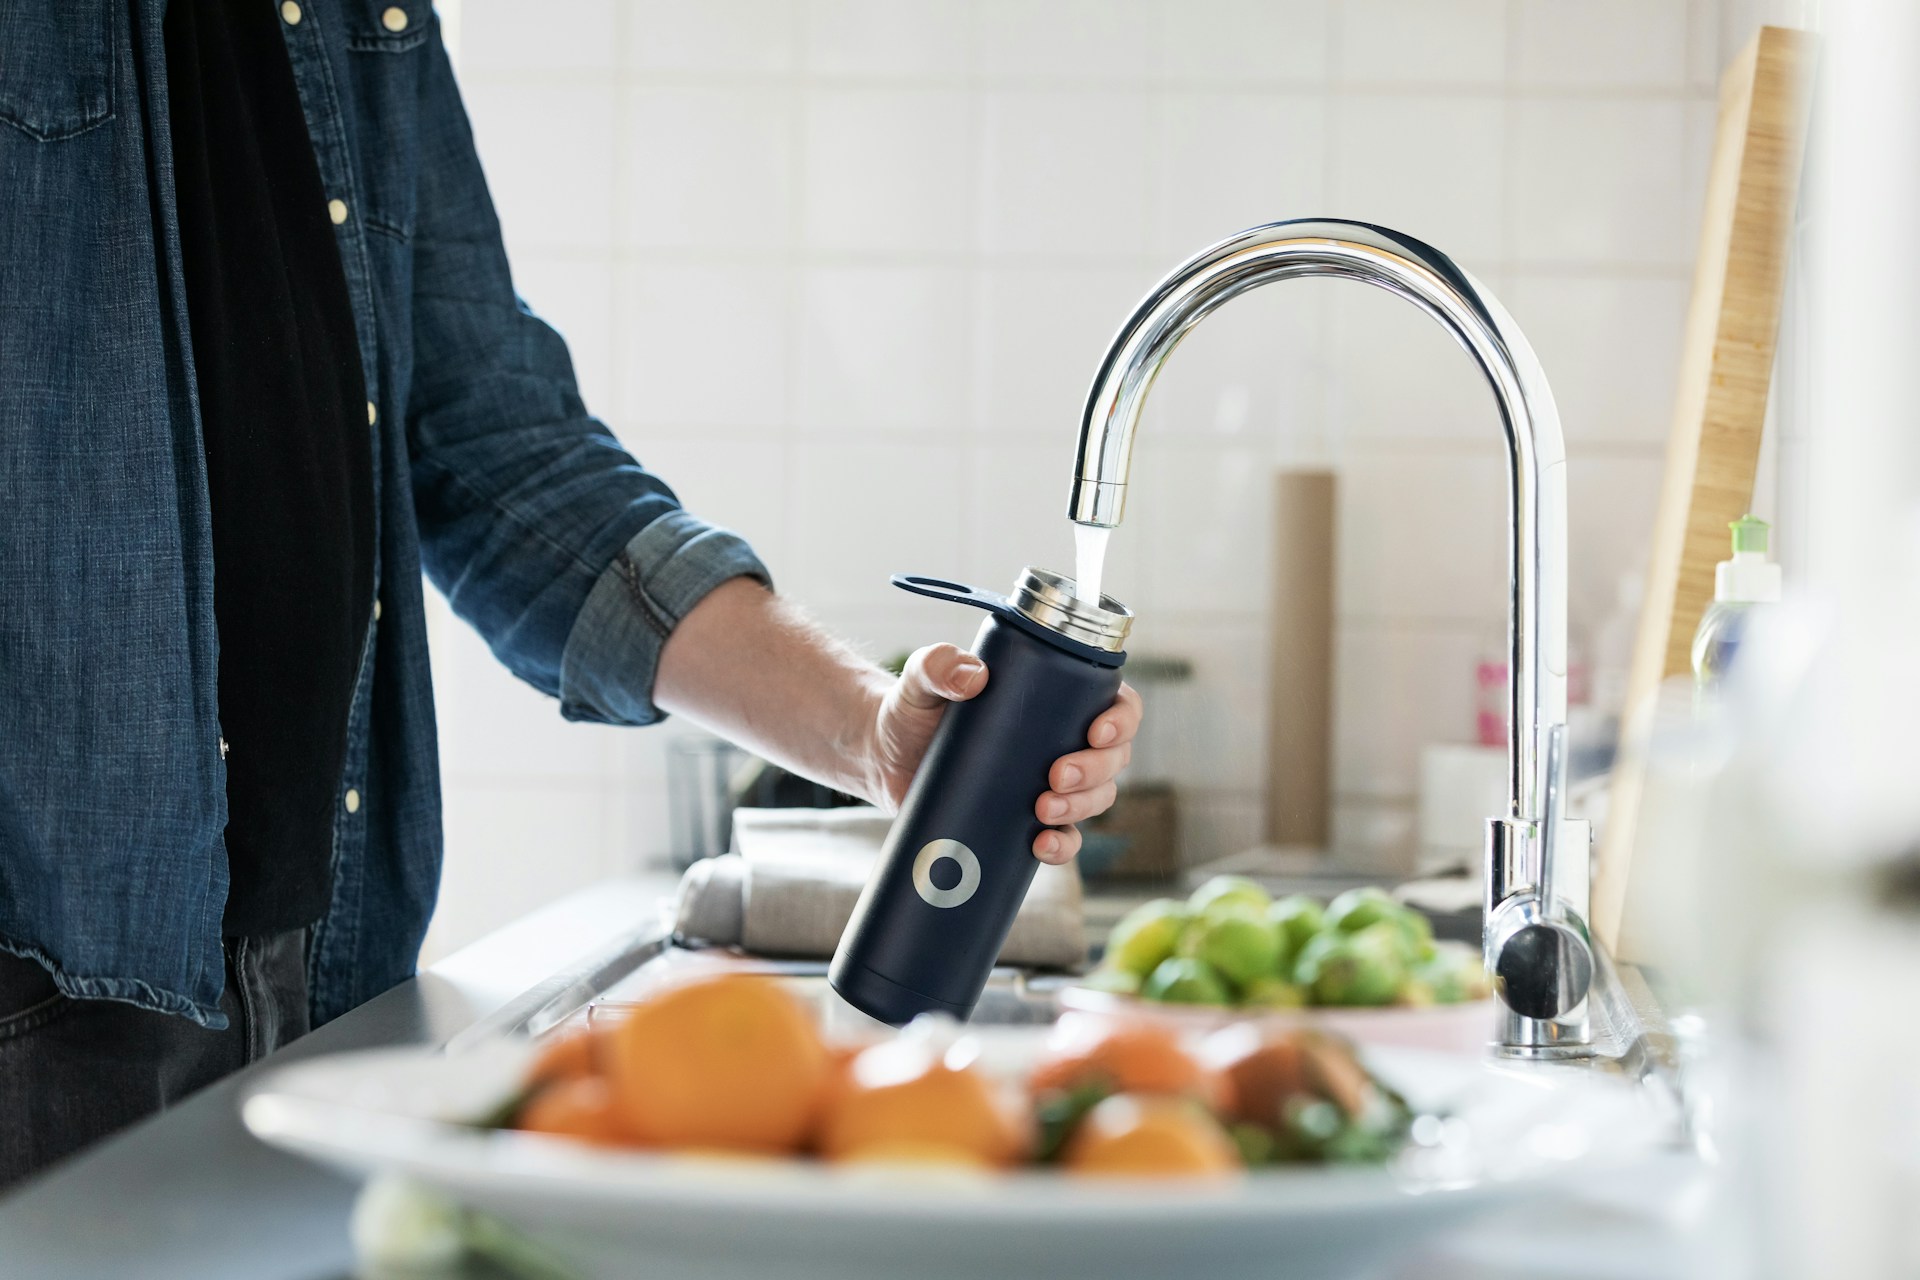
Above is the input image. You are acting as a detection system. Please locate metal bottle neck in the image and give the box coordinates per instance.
[1010,567,1132,654]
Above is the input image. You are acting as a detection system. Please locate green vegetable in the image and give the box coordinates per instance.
[1035,1082,1113,1162]
[1324,886,1400,934]
[1238,976,1309,1009]
[1082,964,1144,997]
[350,1174,581,1280]
[1294,921,1409,1006]
[1266,895,1324,973]
[1142,956,1233,1005]
[1186,875,1272,919]
[1229,1121,1277,1166]
[1416,945,1491,1004]
[1180,905,1282,989]
[1104,898,1191,978]
[1324,887,1434,963]
[1267,1091,1413,1166]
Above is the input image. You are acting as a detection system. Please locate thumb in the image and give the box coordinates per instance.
[898,644,987,710]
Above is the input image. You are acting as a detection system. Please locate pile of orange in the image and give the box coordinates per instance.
[511,971,1027,1169]
[507,973,1373,1180]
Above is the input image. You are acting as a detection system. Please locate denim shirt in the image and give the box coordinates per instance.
[0,2,767,1028]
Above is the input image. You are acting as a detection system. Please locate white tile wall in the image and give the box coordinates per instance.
[978,90,1151,256]
[428,0,1734,956]
[462,81,617,252]
[624,0,798,73]
[1337,0,1508,87]
[975,0,1154,82]
[802,89,972,252]
[803,0,971,77]
[615,262,789,426]
[796,266,972,431]
[1514,0,1691,90]
[1149,93,1326,254]
[1153,0,1329,85]
[620,86,794,250]
[1511,99,1693,266]
[1503,275,1689,445]
[1330,95,1507,267]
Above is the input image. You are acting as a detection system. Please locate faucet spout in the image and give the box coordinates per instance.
[1071,219,1590,1055]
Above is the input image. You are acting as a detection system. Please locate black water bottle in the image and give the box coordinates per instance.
[830,567,1131,1025]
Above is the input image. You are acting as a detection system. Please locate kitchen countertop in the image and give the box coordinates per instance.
[0,875,679,1280]
[0,873,1712,1280]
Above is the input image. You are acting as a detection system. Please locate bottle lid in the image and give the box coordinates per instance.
[1730,514,1770,555]
[1011,567,1132,653]
[1715,514,1783,604]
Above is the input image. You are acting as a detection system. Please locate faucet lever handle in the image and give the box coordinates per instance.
[1537,722,1567,919]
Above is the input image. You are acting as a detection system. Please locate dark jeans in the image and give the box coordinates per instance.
[0,930,310,1190]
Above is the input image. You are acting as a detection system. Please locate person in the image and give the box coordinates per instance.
[0,1,1139,1187]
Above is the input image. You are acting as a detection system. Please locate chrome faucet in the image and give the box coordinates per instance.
[1069,219,1594,1057]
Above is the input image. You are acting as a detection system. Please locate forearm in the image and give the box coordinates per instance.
[654,578,890,803]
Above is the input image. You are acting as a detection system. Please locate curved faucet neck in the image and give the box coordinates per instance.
[1068,218,1570,826]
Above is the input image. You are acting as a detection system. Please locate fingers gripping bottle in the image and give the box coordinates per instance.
[830,568,1132,1025]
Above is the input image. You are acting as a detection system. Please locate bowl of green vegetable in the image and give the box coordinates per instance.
[1062,877,1500,1056]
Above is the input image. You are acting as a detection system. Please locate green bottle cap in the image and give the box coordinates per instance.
[1730,514,1770,555]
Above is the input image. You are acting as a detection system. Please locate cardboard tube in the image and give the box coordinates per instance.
[1265,469,1336,848]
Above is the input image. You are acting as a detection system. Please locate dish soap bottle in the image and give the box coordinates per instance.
[1692,514,1782,694]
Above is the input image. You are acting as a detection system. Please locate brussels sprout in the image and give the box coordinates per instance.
[1265,895,1324,973]
[1323,886,1400,934]
[1142,956,1233,1006]
[1416,945,1491,1004]
[1104,898,1191,978]
[1181,905,1282,989]
[1187,875,1272,919]
[1325,887,1435,963]
[1293,922,1409,1006]
[1239,976,1309,1009]
[1083,964,1144,997]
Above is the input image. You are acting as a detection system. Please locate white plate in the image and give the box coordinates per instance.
[1055,987,1506,1056]
[241,1031,1668,1280]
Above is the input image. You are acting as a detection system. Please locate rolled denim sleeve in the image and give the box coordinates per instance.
[406,25,765,721]
[559,511,769,726]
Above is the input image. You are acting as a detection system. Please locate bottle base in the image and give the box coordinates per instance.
[827,957,974,1027]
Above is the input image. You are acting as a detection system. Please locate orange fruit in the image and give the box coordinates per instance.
[833,1141,998,1171]
[1062,1094,1242,1179]
[1028,1016,1225,1110]
[516,1077,638,1147]
[817,1037,1029,1167]
[525,1027,600,1088]
[606,973,828,1154]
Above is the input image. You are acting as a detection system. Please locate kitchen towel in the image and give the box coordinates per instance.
[673,807,1086,969]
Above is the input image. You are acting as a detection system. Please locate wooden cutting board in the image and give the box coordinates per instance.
[1592,26,1818,958]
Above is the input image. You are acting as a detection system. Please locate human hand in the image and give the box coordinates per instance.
[862,643,1144,865]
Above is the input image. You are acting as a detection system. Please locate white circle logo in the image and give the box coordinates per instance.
[911,839,981,909]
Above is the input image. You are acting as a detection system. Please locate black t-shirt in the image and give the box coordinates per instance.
[164,0,375,937]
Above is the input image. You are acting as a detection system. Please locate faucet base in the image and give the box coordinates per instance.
[1494,1001,1594,1059]
[1490,1039,1599,1062]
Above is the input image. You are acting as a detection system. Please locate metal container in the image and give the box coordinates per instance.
[828,568,1131,1025]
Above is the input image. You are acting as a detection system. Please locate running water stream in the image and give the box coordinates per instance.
[1073,523,1110,607]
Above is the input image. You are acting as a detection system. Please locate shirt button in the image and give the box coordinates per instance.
[344,788,362,815]
[280,1,302,25]
[328,198,348,225]
[373,599,383,622]
[366,400,378,426]
[381,6,408,32]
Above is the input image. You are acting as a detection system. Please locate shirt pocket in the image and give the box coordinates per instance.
[0,0,116,142]
[343,0,428,239]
